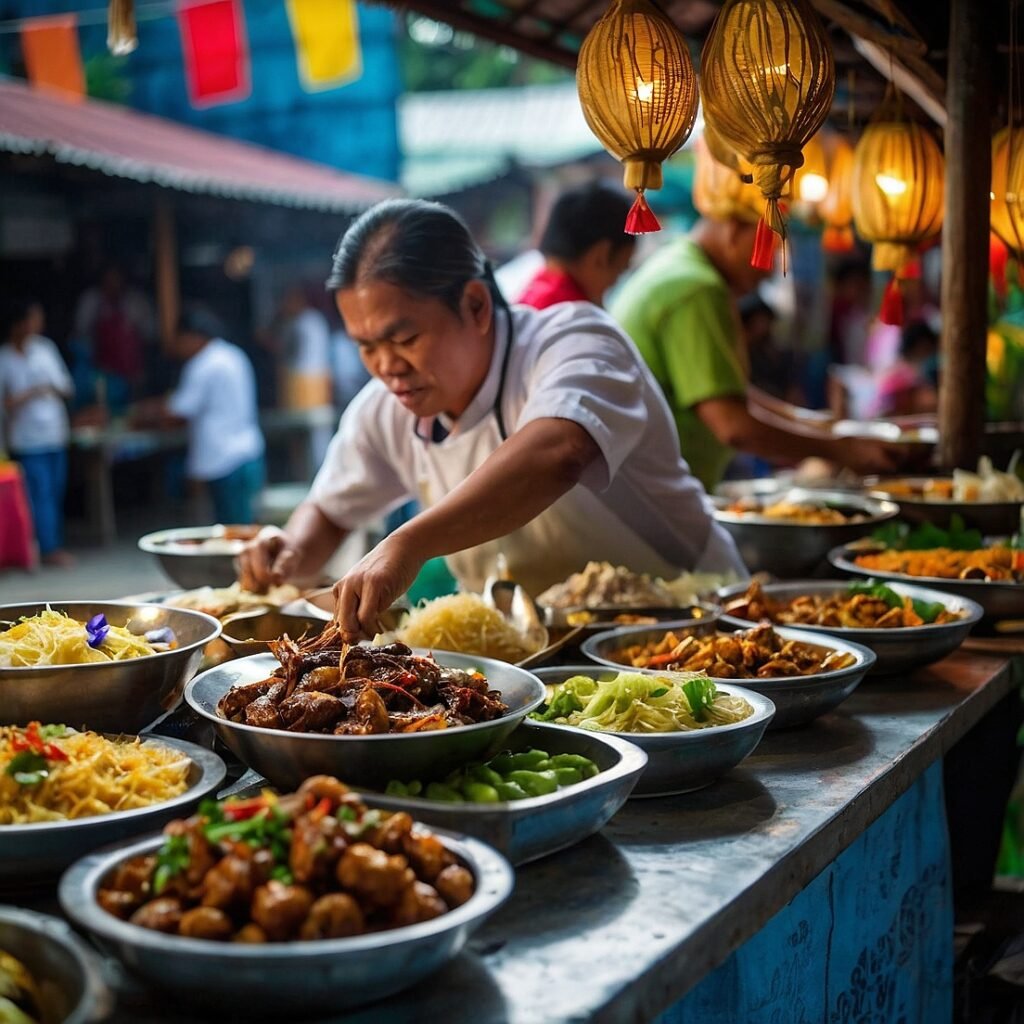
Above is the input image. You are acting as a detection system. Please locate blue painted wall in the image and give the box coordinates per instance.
[3,1,402,182]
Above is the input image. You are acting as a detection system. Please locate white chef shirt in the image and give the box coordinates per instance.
[284,309,331,375]
[168,338,264,481]
[310,303,745,592]
[0,336,73,453]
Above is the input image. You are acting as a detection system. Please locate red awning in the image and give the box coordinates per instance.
[0,77,397,212]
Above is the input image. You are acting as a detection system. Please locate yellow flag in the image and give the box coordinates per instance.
[286,0,362,92]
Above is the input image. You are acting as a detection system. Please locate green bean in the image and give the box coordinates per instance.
[506,749,550,771]
[507,769,559,796]
[385,780,408,797]
[407,780,422,796]
[494,781,530,801]
[553,766,582,786]
[463,781,501,803]
[471,764,505,787]
[425,782,464,803]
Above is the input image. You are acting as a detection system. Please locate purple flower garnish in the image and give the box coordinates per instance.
[85,613,110,649]
[145,627,176,647]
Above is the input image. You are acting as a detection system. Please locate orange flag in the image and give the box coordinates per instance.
[21,15,86,102]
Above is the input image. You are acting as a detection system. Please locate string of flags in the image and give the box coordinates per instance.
[15,0,362,106]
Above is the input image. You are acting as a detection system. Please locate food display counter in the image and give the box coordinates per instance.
[10,649,1014,1023]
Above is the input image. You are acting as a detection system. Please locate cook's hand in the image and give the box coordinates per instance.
[333,532,424,642]
[238,526,300,593]
[835,437,913,476]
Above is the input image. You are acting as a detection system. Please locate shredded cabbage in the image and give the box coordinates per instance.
[532,672,754,733]
[0,609,156,667]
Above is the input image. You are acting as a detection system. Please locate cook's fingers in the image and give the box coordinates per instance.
[356,578,383,639]
[270,545,297,585]
[333,577,362,642]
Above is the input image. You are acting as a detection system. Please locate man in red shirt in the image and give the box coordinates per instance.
[517,182,636,310]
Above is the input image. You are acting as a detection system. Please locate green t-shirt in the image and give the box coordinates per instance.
[611,237,747,491]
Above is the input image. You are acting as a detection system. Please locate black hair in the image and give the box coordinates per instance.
[833,257,870,285]
[1,298,40,340]
[539,182,634,262]
[737,293,775,326]
[177,305,224,341]
[326,198,505,315]
[900,320,938,359]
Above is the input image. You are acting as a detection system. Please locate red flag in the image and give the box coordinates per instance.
[21,15,85,101]
[177,0,250,107]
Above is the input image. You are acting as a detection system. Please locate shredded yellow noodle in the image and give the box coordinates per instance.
[394,593,541,663]
[0,726,191,824]
[0,609,155,667]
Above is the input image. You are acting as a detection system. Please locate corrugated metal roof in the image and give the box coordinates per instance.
[0,78,398,212]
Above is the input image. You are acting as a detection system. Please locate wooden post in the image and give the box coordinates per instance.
[938,0,992,468]
[153,195,179,349]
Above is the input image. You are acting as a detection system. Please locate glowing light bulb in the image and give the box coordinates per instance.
[799,173,829,203]
[634,78,654,102]
[875,173,908,196]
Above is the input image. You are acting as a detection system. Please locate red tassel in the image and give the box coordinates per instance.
[879,277,903,326]
[991,234,1009,301]
[822,225,855,253]
[751,217,776,270]
[624,192,661,235]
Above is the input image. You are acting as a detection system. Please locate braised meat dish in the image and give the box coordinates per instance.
[217,628,508,734]
[97,776,475,942]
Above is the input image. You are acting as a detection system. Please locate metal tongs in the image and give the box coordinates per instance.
[482,554,550,666]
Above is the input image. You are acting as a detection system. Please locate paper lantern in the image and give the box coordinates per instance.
[701,0,835,268]
[692,135,762,224]
[792,133,829,207]
[107,0,137,55]
[821,136,855,252]
[703,119,753,184]
[577,0,699,234]
[991,126,1024,256]
[852,111,944,324]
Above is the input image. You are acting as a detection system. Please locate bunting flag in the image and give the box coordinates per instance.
[20,15,85,102]
[177,0,251,108]
[286,0,362,93]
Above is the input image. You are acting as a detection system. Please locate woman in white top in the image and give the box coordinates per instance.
[240,199,745,639]
[0,300,75,565]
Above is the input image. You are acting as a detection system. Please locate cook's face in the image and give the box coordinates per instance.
[336,280,492,419]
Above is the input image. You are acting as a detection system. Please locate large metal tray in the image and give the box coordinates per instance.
[357,719,646,864]
[0,736,225,884]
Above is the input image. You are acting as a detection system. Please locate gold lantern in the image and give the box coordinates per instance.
[107,0,137,55]
[821,136,855,252]
[852,107,944,323]
[692,136,763,224]
[577,0,699,233]
[703,119,753,184]
[991,126,1024,256]
[701,0,836,268]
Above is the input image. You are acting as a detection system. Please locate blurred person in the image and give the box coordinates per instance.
[827,258,872,367]
[330,323,372,411]
[72,265,154,406]
[611,211,907,493]
[868,321,940,418]
[0,300,75,566]
[517,182,636,309]
[134,307,265,524]
[738,294,802,404]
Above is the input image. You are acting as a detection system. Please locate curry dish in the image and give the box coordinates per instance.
[852,547,1019,582]
[722,499,867,525]
[608,624,856,677]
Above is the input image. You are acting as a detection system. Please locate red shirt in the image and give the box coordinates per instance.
[516,267,589,309]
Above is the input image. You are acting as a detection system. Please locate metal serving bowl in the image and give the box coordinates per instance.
[185,650,546,790]
[0,736,225,883]
[539,600,720,633]
[219,608,327,660]
[0,907,112,1023]
[829,543,1024,620]
[581,623,875,729]
[138,525,259,589]
[717,580,983,675]
[712,488,899,578]
[0,602,222,732]
[865,476,1023,537]
[532,666,773,797]
[59,829,513,1016]
[359,719,646,864]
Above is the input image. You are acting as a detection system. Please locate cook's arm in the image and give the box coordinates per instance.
[333,417,600,639]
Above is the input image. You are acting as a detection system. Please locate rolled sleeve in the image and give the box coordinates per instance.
[167,363,205,420]
[515,327,648,490]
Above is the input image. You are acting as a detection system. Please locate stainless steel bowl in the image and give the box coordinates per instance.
[712,488,899,578]
[219,608,327,660]
[358,719,646,864]
[0,736,225,883]
[539,600,720,633]
[532,666,774,796]
[138,526,258,589]
[185,650,546,790]
[0,907,112,1023]
[59,830,513,1015]
[865,477,1023,536]
[0,602,222,732]
[717,579,983,675]
[828,544,1024,620]
[581,623,875,729]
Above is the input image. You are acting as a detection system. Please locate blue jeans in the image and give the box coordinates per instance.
[14,448,67,555]
[206,456,265,525]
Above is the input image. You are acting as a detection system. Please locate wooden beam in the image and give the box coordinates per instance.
[811,0,928,58]
[938,0,992,468]
[153,195,179,349]
[851,36,947,127]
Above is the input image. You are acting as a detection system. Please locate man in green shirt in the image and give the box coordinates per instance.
[612,212,905,492]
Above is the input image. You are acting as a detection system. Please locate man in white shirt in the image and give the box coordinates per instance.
[150,308,265,524]
[241,199,744,637]
[0,300,75,566]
